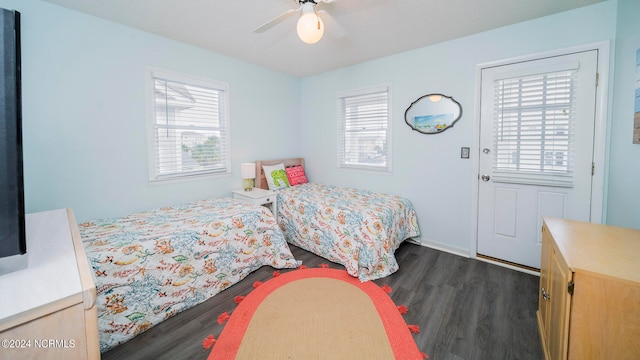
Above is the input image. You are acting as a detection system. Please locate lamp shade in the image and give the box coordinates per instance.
[296,6,324,44]
[241,163,256,179]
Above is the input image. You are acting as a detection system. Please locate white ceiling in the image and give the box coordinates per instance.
[41,0,604,77]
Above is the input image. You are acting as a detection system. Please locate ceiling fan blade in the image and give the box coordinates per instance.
[253,7,301,33]
[318,9,346,39]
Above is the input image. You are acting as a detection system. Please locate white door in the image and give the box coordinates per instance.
[477,50,599,269]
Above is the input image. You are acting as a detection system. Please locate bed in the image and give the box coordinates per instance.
[255,158,420,282]
[78,197,300,352]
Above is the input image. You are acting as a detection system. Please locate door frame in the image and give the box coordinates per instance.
[470,41,610,272]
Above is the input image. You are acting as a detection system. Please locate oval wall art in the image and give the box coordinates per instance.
[405,93,462,134]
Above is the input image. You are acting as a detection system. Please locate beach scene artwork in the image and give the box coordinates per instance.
[404,93,462,134]
[414,113,454,133]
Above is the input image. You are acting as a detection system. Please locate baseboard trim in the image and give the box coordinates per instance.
[406,238,469,258]
[407,238,540,276]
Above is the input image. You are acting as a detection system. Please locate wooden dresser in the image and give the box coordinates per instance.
[537,217,640,360]
[0,209,99,359]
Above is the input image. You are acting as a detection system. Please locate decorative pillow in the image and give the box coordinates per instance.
[262,163,290,190]
[286,166,308,186]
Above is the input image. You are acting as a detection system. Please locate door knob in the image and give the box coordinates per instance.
[483,148,491,154]
[481,175,490,182]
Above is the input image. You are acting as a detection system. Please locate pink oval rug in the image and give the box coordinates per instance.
[206,268,424,359]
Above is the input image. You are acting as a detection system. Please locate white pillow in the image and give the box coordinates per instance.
[262,163,290,190]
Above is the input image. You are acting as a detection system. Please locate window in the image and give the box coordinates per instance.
[147,69,230,182]
[492,66,577,187]
[337,84,391,172]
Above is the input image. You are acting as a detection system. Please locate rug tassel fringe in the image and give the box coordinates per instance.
[217,312,230,324]
[205,268,426,358]
[202,334,216,349]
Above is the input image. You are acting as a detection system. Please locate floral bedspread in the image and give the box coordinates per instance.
[78,198,299,352]
[276,183,420,282]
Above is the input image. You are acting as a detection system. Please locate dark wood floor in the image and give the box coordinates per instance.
[102,242,543,360]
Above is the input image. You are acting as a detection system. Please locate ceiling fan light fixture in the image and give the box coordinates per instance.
[296,4,324,44]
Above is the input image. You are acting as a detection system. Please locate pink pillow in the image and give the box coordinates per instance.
[286,166,308,186]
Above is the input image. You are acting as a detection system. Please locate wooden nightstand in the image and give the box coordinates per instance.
[537,218,640,360]
[232,188,277,219]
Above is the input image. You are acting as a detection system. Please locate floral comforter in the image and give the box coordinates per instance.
[79,198,299,352]
[276,183,420,281]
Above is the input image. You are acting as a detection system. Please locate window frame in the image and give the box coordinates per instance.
[336,83,392,173]
[146,67,231,183]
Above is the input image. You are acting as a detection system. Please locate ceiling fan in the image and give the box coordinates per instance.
[253,0,339,44]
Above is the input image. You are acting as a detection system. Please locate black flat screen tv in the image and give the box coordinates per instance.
[0,8,26,275]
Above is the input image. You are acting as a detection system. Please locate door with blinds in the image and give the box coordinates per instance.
[477,50,598,269]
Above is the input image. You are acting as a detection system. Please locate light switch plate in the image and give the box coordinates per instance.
[461,147,470,159]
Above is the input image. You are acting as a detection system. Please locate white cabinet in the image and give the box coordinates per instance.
[0,209,99,359]
[232,188,278,219]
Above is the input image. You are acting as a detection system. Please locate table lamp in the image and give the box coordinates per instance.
[241,163,255,191]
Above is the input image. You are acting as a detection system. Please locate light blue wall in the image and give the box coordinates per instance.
[607,0,640,228]
[299,1,619,253]
[4,0,635,247]
[1,0,300,222]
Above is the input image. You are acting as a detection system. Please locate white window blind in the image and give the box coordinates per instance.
[492,68,577,187]
[337,85,391,172]
[148,69,230,181]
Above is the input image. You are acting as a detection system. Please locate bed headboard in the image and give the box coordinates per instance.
[255,158,305,190]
